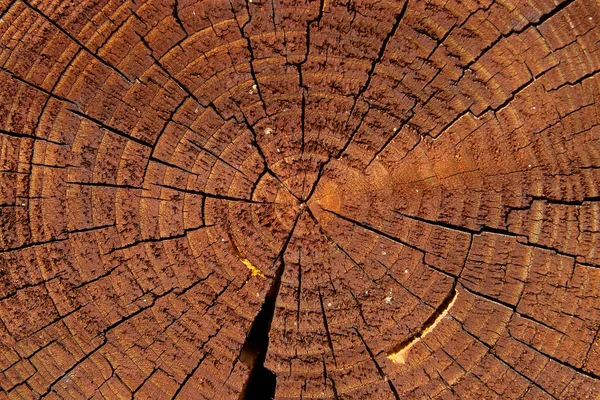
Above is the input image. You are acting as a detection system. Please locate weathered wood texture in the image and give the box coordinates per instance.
[1,0,599,398]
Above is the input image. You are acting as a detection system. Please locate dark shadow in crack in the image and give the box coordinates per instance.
[239,286,278,400]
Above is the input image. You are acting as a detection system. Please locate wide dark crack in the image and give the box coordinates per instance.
[2,0,599,397]
[238,292,278,400]
[238,211,303,399]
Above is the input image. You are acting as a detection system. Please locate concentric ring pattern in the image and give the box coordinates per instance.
[1,0,600,398]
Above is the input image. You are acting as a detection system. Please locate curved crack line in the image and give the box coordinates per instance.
[387,285,458,364]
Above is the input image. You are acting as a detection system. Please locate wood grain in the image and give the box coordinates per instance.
[0,0,599,398]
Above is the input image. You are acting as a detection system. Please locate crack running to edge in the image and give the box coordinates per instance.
[238,212,303,399]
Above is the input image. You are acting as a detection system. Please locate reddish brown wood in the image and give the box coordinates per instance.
[0,0,599,398]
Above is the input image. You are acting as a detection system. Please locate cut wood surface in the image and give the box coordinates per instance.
[0,0,599,398]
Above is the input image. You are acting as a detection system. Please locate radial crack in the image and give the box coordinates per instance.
[238,212,302,399]
[21,0,133,84]
[353,327,401,400]
[318,286,338,366]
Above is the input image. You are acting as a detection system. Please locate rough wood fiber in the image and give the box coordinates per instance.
[0,0,599,399]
